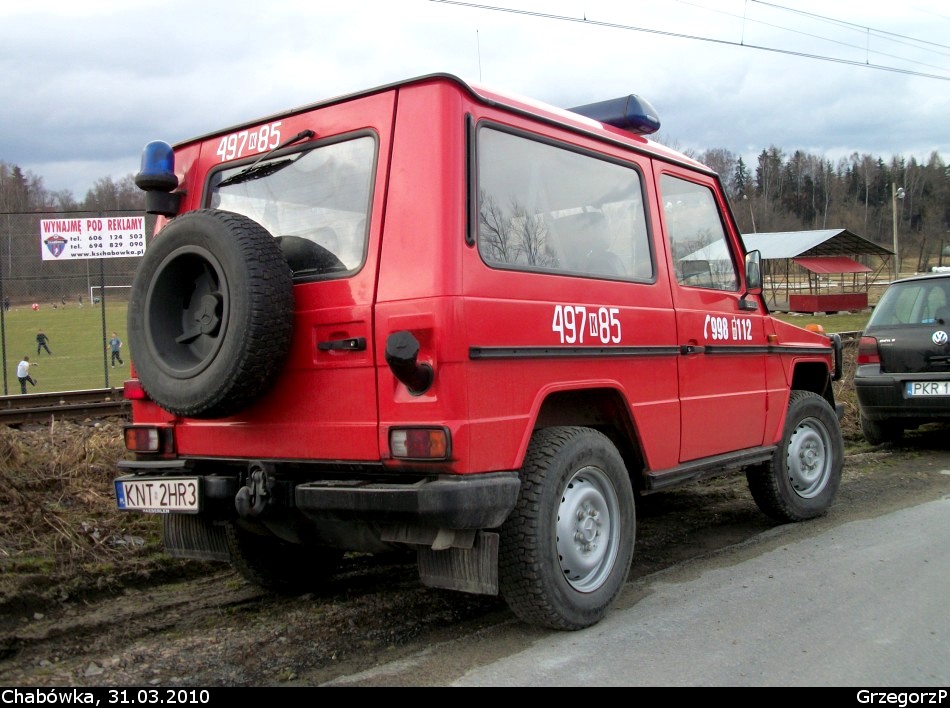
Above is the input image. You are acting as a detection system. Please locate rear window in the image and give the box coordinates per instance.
[868,277,950,326]
[208,135,376,280]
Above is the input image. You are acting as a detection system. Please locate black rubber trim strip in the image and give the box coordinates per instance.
[469,345,680,359]
[469,344,832,360]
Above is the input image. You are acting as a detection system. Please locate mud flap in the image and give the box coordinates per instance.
[417,530,499,596]
[163,514,230,562]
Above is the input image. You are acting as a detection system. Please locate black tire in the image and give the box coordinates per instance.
[746,390,843,522]
[225,522,343,594]
[128,210,294,418]
[860,413,903,446]
[498,426,635,630]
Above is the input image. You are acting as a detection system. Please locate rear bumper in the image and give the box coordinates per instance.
[855,370,950,421]
[116,460,521,531]
[295,473,520,529]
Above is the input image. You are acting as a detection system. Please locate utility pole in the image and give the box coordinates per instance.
[892,182,905,281]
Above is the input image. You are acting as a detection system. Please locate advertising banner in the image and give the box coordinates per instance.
[39,216,146,260]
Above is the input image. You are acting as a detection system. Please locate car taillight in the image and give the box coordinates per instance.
[124,425,175,454]
[856,336,880,365]
[390,428,450,460]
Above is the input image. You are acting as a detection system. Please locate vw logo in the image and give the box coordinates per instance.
[934,330,949,346]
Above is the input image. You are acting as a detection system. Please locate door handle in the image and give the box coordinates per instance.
[318,337,366,351]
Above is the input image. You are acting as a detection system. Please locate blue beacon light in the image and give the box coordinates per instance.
[135,141,181,216]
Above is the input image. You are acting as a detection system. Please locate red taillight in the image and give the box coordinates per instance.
[389,428,450,460]
[856,336,880,365]
[124,425,175,454]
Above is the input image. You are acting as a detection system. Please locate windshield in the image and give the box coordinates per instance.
[208,135,376,279]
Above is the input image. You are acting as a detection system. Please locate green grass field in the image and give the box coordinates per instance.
[772,310,871,334]
[0,301,129,396]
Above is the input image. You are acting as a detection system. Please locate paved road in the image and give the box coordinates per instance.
[328,491,950,687]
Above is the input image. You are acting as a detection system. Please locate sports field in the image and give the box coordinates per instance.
[0,300,128,396]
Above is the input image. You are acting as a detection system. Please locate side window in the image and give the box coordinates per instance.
[476,126,652,280]
[660,174,738,291]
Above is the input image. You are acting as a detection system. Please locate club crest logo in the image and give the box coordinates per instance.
[44,234,67,258]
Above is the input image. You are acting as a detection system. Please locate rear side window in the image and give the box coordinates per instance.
[208,135,376,280]
[868,278,950,326]
[660,174,738,291]
[476,126,652,280]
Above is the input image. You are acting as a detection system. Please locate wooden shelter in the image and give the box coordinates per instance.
[740,229,893,313]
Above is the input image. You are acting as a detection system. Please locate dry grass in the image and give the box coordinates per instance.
[833,337,862,444]
[0,418,163,579]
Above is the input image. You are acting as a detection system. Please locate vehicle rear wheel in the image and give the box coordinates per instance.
[746,390,843,522]
[225,522,344,594]
[498,426,635,630]
[860,413,904,446]
[127,209,294,419]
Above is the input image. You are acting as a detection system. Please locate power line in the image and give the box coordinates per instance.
[429,0,950,81]
[751,0,950,54]
[679,0,950,74]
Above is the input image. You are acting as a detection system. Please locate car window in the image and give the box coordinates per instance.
[208,135,375,279]
[476,126,653,280]
[869,278,950,326]
[659,174,738,291]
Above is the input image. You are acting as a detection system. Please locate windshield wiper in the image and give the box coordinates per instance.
[215,129,315,188]
[216,158,295,187]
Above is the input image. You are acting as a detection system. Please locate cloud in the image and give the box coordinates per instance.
[2,0,948,196]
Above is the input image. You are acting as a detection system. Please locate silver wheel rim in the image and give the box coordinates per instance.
[556,465,621,592]
[786,416,831,498]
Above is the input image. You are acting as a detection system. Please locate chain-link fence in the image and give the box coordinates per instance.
[0,210,157,396]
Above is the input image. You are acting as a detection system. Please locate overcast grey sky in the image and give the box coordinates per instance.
[1,0,948,198]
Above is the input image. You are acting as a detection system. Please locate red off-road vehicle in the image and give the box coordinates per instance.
[115,73,844,630]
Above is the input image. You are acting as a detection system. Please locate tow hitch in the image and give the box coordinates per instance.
[235,462,276,518]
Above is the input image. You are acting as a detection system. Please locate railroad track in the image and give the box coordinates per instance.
[0,388,129,425]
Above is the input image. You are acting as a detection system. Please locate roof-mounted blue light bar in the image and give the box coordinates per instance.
[568,95,661,136]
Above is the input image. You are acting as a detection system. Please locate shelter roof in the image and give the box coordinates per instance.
[741,229,892,259]
[794,256,873,274]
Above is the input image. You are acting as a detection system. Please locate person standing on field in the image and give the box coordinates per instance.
[108,332,124,367]
[36,329,52,356]
[16,356,37,394]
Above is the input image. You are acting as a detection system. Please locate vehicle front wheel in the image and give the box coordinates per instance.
[860,413,904,446]
[747,390,843,522]
[498,426,635,630]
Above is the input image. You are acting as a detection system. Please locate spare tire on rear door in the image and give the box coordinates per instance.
[128,209,294,419]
